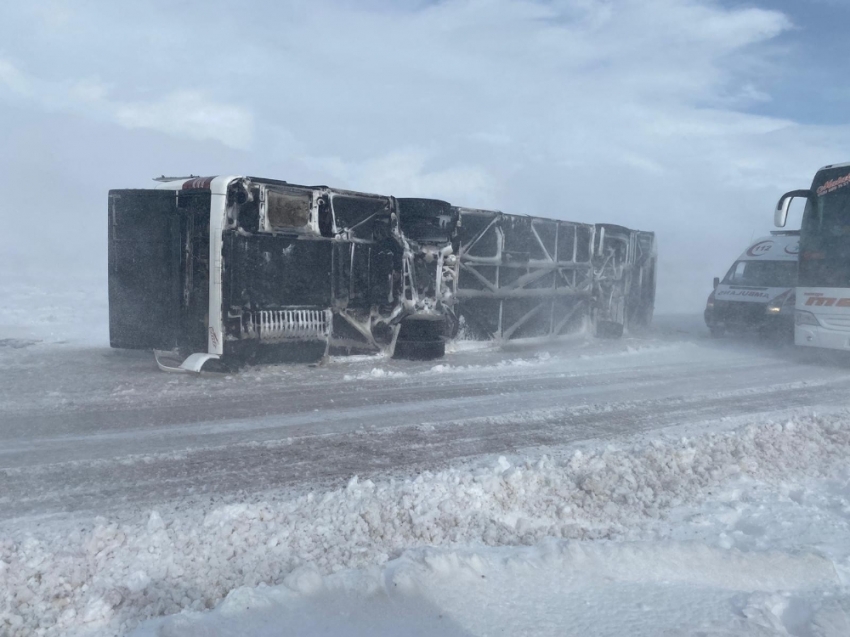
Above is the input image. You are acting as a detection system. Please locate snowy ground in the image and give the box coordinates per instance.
[2,279,850,635]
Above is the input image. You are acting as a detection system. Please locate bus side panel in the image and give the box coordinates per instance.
[108,189,182,350]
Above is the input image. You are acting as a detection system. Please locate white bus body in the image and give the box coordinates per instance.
[775,162,850,351]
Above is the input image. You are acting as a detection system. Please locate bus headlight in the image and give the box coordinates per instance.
[795,310,819,327]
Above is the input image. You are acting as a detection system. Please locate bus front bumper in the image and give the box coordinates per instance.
[795,324,850,350]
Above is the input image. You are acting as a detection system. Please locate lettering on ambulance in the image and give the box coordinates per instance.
[715,289,769,299]
[746,240,773,257]
[785,241,799,255]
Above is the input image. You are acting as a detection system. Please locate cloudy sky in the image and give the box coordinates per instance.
[1,0,848,312]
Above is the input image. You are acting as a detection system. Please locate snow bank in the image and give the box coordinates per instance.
[132,537,846,637]
[336,340,689,383]
[337,352,555,380]
[2,412,850,636]
[342,368,408,381]
[0,276,107,346]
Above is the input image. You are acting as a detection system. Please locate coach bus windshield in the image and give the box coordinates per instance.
[799,168,850,287]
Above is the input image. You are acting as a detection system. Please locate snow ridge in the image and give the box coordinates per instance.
[2,412,849,636]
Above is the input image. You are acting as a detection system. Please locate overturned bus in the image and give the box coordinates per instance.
[108,175,656,371]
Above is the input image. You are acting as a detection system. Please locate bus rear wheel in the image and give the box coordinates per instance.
[393,340,446,360]
[393,318,447,360]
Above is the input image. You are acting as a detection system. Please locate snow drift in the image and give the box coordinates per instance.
[2,411,850,636]
[132,539,844,637]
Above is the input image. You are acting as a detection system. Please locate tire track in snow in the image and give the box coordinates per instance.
[3,375,848,520]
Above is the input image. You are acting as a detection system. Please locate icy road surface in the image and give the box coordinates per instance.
[2,315,850,521]
[4,297,850,637]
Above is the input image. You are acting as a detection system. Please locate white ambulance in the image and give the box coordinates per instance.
[704,231,798,338]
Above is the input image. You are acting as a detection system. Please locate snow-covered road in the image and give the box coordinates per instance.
[2,316,850,521]
[3,308,850,636]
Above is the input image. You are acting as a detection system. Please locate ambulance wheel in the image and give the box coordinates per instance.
[709,326,725,339]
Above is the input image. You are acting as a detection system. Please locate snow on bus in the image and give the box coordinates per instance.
[108,175,657,372]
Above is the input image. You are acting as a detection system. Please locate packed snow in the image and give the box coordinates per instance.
[0,274,107,347]
[3,278,850,635]
[3,410,850,636]
[133,538,847,637]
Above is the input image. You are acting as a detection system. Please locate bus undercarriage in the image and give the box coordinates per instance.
[108,175,656,371]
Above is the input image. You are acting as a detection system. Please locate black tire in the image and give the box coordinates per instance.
[393,317,448,360]
[393,340,446,360]
[595,320,624,339]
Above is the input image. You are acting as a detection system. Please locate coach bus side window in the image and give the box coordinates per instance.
[332,196,389,240]
[266,189,311,230]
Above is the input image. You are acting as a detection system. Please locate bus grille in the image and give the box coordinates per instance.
[246,309,332,342]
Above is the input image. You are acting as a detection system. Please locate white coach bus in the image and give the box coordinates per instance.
[775,162,850,351]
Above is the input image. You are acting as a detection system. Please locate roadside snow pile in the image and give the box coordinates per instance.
[132,538,846,637]
[427,351,551,375]
[342,368,409,381]
[340,351,557,380]
[2,412,850,636]
[426,341,697,377]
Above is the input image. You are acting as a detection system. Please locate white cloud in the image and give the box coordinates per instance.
[0,59,253,149]
[68,78,109,103]
[114,91,253,150]
[1,0,849,311]
[303,149,497,202]
[0,59,34,98]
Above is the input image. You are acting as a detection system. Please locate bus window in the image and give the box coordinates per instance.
[265,189,311,230]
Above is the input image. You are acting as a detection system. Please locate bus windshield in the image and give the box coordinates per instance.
[799,168,850,287]
[722,260,796,287]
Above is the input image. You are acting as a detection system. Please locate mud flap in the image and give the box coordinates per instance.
[154,350,222,373]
